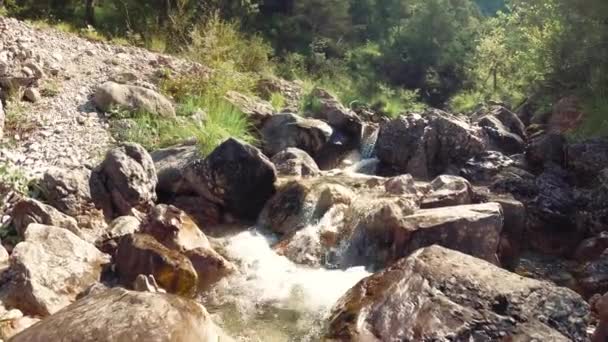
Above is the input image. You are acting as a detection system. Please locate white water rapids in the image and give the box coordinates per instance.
[202,228,370,341]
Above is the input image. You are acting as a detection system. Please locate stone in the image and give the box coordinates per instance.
[97,215,141,255]
[526,132,565,169]
[93,81,176,118]
[574,232,608,263]
[383,174,418,196]
[256,76,303,113]
[344,202,503,267]
[261,113,333,157]
[376,110,487,178]
[309,87,362,140]
[566,138,608,185]
[575,250,608,298]
[11,198,80,238]
[170,195,222,227]
[95,143,157,216]
[489,195,526,268]
[224,90,274,127]
[151,143,199,197]
[184,138,276,220]
[141,204,210,252]
[115,233,198,297]
[473,105,526,154]
[22,87,40,103]
[0,100,4,139]
[460,151,514,183]
[271,147,320,178]
[421,175,472,209]
[327,245,589,341]
[10,288,232,342]
[3,224,110,316]
[185,247,236,290]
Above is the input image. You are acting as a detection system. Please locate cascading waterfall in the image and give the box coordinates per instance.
[202,222,370,341]
[359,124,379,159]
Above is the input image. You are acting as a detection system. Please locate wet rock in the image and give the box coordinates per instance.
[460,151,514,183]
[261,113,333,157]
[93,81,176,118]
[151,143,199,197]
[376,110,487,178]
[328,245,589,341]
[259,178,355,235]
[566,138,608,185]
[271,147,320,178]
[421,175,472,209]
[185,247,236,290]
[224,90,274,127]
[11,198,79,238]
[115,233,198,297]
[95,143,157,216]
[184,138,276,221]
[491,166,538,198]
[526,166,580,255]
[10,288,232,342]
[526,132,565,169]
[309,88,362,140]
[3,224,110,316]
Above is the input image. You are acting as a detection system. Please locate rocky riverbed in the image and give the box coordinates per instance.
[0,15,607,342]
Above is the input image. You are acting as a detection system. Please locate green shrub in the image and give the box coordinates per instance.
[111,97,256,155]
[449,91,486,114]
[269,92,286,111]
[569,93,608,140]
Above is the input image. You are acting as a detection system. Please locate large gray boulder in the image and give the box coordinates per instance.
[328,245,589,341]
[11,198,80,239]
[566,138,608,185]
[376,110,487,178]
[261,113,333,157]
[93,81,176,118]
[309,87,362,140]
[95,143,158,216]
[474,106,527,154]
[184,138,276,220]
[10,287,233,342]
[3,224,110,316]
[420,175,473,209]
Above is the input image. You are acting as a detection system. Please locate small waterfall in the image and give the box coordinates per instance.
[203,227,370,341]
[359,124,379,159]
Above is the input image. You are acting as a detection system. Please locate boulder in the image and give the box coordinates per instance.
[11,198,79,238]
[566,138,608,185]
[261,113,333,157]
[421,175,472,209]
[271,147,320,178]
[97,215,141,255]
[460,151,514,183]
[256,76,303,113]
[3,224,110,316]
[142,204,210,252]
[474,106,526,154]
[327,245,589,341]
[575,249,608,298]
[115,233,198,297]
[184,138,276,220]
[309,88,362,140]
[185,247,237,290]
[376,110,487,178]
[383,174,419,196]
[491,195,526,268]
[10,288,232,342]
[491,166,539,198]
[93,81,175,118]
[40,167,109,232]
[0,309,39,340]
[259,178,355,235]
[95,143,158,216]
[170,195,222,227]
[0,100,4,139]
[151,143,199,197]
[526,132,565,169]
[574,232,608,263]
[344,202,503,267]
[22,87,40,103]
[224,90,274,127]
[526,166,580,255]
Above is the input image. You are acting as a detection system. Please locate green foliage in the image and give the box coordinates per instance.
[3,101,38,139]
[111,97,255,155]
[269,92,285,111]
[569,92,608,140]
[0,163,29,198]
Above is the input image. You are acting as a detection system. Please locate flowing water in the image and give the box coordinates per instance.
[203,227,370,341]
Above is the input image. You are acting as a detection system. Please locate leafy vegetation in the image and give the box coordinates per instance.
[3,0,606,138]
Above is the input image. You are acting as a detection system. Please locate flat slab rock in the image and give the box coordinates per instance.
[10,287,232,342]
[327,245,589,341]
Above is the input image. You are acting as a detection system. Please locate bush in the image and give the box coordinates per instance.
[111,96,256,155]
